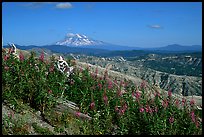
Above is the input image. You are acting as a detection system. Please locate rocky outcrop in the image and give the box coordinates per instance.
[79,56,202,96]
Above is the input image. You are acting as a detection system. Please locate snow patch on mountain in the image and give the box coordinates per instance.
[56,33,106,46]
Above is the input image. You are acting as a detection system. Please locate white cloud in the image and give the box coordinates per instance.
[148,25,163,29]
[22,2,73,9]
[56,2,72,9]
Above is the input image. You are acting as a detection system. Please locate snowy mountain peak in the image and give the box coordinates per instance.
[56,33,105,46]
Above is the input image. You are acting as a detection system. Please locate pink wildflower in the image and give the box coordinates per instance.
[168,90,172,97]
[19,52,24,61]
[154,91,160,97]
[79,67,83,73]
[175,98,179,107]
[4,66,9,71]
[114,80,118,85]
[124,82,128,88]
[70,80,74,85]
[182,98,186,106]
[140,80,146,89]
[49,64,55,72]
[75,111,80,117]
[195,120,200,128]
[169,117,174,124]
[190,98,195,106]
[120,81,124,87]
[162,99,169,109]
[98,83,102,90]
[145,105,152,113]
[115,106,119,112]
[107,80,113,89]
[48,89,52,94]
[139,108,144,113]
[190,111,195,123]
[123,103,128,110]
[103,93,108,105]
[118,103,128,116]
[39,51,44,62]
[145,106,149,113]
[8,48,12,54]
[90,102,95,110]
[154,107,158,113]
[4,55,9,61]
[117,89,123,97]
[132,90,141,100]
[91,72,95,78]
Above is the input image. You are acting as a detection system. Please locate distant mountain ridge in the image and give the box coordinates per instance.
[3,33,202,54]
[146,44,202,52]
[54,33,202,52]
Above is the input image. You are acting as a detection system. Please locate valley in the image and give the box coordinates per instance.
[66,51,202,96]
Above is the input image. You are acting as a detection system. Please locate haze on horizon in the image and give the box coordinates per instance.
[2,2,202,48]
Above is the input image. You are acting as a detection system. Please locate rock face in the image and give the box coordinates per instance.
[78,55,202,96]
[137,68,202,96]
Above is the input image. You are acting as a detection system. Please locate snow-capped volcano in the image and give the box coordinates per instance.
[56,33,105,46]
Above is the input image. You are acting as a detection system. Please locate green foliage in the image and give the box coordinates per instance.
[2,48,202,135]
[32,123,54,135]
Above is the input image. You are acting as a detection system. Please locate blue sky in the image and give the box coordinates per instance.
[2,2,202,48]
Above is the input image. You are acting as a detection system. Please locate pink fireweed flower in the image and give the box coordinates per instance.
[190,98,195,106]
[98,83,102,90]
[154,107,158,113]
[139,107,144,113]
[115,106,119,112]
[75,111,80,117]
[162,99,169,109]
[195,120,200,128]
[124,82,128,88]
[79,67,83,73]
[49,64,55,72]
[90,102,95,110]
[114,80,118,85]
[145,105,152,113]
[182,98,186,106]
[117,89,123,97]
[123,103,128,110]
[120,81,124,87]
[175,98,179,107]
[39,51,44,62]
[48,89,52,94]
[132,90,141,100]
[190,111,195,123]
[70,80,74,85]
[4,66,9,71]
[103,94,108,105]
[19,52,24,61]
[145,106,149,113]
[4,55,10,61]
[99,76,103,81]
[107,80,113,89]
[148,107,153,113]
[154,91,161,98]
[8,48,12,54]
[119,103,128,115]
[140,80,146,89]
[91,72,95,78]
[169,117,174,124]
[168,90,172,97]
